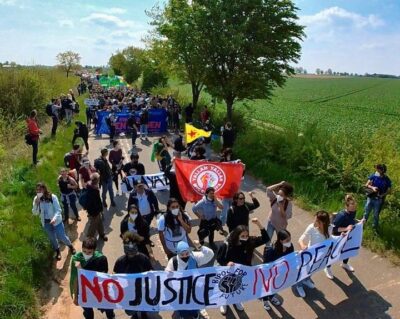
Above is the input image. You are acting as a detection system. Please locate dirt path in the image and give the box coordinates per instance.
[42,130,400,319]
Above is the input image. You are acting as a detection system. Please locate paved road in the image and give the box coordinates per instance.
[43,130,400,319]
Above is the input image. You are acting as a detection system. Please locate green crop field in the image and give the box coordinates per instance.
[240,76,400,134]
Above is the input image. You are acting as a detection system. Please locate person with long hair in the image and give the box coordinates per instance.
[296,211,333,298]
[58,167,80,222]
[217,218,270,315]
[158,198,192,259]
[266,181,294,239]
[120,204,153,258]
[32,182,75,260]
[26,109,42,165]
[226,191,260,233]
[261,229,293,311]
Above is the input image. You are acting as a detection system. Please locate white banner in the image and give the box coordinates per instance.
[84,98,99,106]
[78,223,363,311]
[121,173,170,193]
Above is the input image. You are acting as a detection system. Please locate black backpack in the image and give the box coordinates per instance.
[46,104,53,116]
[64,152,72,168]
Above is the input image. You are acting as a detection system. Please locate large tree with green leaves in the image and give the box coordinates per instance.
[108,47,144,84]
[196,0,304,120]
[56,51,81,77]
[147,0,207,109]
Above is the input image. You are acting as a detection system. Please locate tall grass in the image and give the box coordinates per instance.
[0,67,82,318]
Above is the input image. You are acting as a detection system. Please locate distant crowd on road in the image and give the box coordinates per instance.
[26,80,392,319]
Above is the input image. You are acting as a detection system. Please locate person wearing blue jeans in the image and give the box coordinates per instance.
[140,124,148,139]
[101,177,115,207]
[220,198,232,226]
[363,164,391,229]
[94,148,116,208]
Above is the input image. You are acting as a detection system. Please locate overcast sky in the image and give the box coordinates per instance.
[0,0,399,74]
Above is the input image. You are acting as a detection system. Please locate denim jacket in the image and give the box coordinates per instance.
[32,194,63,227]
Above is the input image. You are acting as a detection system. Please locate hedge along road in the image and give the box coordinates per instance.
[42,129,400,319]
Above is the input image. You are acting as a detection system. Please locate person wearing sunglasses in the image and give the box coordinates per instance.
[226,191,260,233]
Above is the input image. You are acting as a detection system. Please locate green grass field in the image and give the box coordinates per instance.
[242,76,400,134]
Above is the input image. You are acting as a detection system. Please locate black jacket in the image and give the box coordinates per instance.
[120,215,151,256]
[222,128,235,148]
[226,198,260,232]
[263,244,294,263]
[127,189,159,214]
[94,157,112,182]
[217,228,270,266]
[164,164,186,208]
[86,184,103,216]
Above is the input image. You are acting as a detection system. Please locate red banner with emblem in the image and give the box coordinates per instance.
[174,159,244,202]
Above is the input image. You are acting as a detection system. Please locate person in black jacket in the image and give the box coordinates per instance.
[127,181,159,226]
[120,204,153,257]
[94,148,116,208]
[173,134,186,157]
[261,229,293,311]
[164,161,186,209]
[122,153,146,177]
[226,191,260,233]
[217,218,270,315]
[221,122,235,150]
[85,173,108,241]
[72,121,89,151]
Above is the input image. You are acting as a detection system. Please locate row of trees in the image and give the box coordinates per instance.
[144,0,304,120]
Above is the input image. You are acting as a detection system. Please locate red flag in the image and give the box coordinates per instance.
[175,159,244,202]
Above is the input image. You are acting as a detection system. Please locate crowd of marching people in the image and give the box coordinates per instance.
[28,81,391,319]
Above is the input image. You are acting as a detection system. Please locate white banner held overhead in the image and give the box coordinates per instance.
[84,98,99,106]
[78,223,363,311]
[121,173,170,193]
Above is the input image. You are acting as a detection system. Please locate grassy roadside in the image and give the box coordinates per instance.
[0,91,86,319]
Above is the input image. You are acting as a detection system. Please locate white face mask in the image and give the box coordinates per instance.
[37,192,43,199]
[283,242,292,248]
[276,194,284,203]
[206,196,213,201]
[129,213,138,221]
[171,208,180,216]
[82,252,93,261]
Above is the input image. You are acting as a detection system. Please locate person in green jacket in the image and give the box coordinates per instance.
[70,237,115,319]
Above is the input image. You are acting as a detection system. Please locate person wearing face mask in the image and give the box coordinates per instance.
[165,240,214,319]
[120,204,153,258]
[109,140,124,196]
[266,181,294,240]
[32,182,75,260]
[70,237,115,319]
[296,211,333,298]
[79,158,96,189]
[363,164,391,230]
[226,191,260,233]
[192,187,225,247]
[217,218,270,315]
[113,232,153,319]
[122,153,146,177]
[158,198,192,259]
[261,229,293,311]
[332,194,365,273]
[58,167,80,222]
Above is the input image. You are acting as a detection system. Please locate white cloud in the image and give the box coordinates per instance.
[81,13,135,29]
[300,7,384,29]
[107,7,127,15]
[0,0,16,6]
[59,19,74,28]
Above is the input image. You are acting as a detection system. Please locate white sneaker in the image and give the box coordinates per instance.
[324,267,334,279]
[263,300,271,311]
[341,263,355,272]
[199,309,209,318]
[296,285,306,298]
[302,278,315,289]
[270,295,282,306]
[219,305,227,315]
[235,303,244,311]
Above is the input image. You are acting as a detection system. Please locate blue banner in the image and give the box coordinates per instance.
[96,109,167,135]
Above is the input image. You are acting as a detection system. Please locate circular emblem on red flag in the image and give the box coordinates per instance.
[189,164,226,195]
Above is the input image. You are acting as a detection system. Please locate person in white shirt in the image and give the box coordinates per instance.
[165,240,214,319]
[296,210,333,298]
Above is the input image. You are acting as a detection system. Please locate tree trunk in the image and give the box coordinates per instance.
[226,96,234,121]
[191,81,203,109]
[66,69,69,78]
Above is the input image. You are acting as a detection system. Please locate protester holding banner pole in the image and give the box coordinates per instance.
[217,218,270,315]
[261,229,293,310]
[158,198,192,259]
[296,210,333,297]
[266,181,294,239]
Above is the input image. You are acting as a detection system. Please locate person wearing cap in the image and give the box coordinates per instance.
[363,164,392,230]
[94,148,116,208]
[127,180,159,227]
[113,232,153,319]
[165,240,214,319]
[72,121,89,151]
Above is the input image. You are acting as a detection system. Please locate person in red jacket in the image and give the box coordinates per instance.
[26,110,42,165]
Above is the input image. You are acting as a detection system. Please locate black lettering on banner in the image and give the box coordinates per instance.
[141,176,151,189]
[296,251,312,281]
[204,273,217,306]
[185,275,194,304]
[341,226,360,254]
[319,242,334,268]
[192,275,205,305]
[309,244,327,274]
[129,278,142,306]
[162,278,178,305]
[178,277,192,304]
[331,234,347,260]
[145,276,161,305]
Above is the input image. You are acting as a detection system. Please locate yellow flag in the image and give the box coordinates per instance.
[185,123,212,143]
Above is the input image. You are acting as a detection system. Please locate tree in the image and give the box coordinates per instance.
[316,68,321,75]
[326,68,333,75]
[194,0,304,120]
[56,51,81,77]
[109,52,126,76]
[109,47,145,84]
[147,0,207,109]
